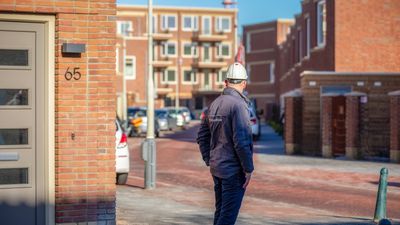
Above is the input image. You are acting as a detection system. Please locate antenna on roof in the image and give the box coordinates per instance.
[222,0,237,9]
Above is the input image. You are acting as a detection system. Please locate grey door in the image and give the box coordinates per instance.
[0,21,45,225]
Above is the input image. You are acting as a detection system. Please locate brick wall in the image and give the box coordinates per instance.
[335,0,400,72]
[345,94,363,159]
[0,1,117,224]
[321,96,333,157]
[284,96,302,154]
[389,92,400,163]
[278,0,335,96]
[301,72,400,157]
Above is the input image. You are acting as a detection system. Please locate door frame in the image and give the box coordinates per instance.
[0,14,55,225]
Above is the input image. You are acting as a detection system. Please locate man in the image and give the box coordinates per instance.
[197,62,254,225]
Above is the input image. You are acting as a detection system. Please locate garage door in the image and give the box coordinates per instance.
[0,21,45,225]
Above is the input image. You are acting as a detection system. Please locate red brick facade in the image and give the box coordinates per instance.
[0,1,117,224]
[390,91,400,162]
[243,20,293,120]
[284,95,302,154]
[116,6,237,118]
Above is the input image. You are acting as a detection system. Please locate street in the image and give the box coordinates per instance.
[117,122,400,225]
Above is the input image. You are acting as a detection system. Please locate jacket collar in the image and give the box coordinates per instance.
[222,87,251,105]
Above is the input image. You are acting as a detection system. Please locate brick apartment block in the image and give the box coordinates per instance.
[0,1,117,224]
[115,5,237,117]
[243,19,293,121]
[244,0,400,161]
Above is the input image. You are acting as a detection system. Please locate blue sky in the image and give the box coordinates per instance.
[117,0,302,32]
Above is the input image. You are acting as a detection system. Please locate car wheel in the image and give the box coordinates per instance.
[116,173,128,185]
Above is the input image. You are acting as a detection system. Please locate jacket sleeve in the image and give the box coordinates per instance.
[232,104,254,173]
[196,115,211,166]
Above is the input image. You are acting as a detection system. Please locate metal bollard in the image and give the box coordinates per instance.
[378,218,392,225]
[374,168,388,222]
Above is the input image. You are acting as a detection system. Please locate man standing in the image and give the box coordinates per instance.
[197,62,254,225]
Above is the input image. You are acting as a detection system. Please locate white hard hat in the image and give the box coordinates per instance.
[226,62,248,80]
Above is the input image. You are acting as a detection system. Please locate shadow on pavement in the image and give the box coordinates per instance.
[369,181,400,188]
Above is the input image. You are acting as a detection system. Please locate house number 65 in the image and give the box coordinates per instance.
[65,67,81,81]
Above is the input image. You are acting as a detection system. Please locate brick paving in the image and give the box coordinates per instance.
[117,122,400,225]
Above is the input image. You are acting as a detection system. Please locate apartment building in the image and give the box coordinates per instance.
[116,5,237,117]
[279,0,400,160]
[243,19,293,121]
[0,1,117,225]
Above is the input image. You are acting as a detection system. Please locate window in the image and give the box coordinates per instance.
[305,17,311,57]
[269,62,275,83]
[162,42,177,56]
[215,16,231,33]
[297,30,302,61]
[182,15,198,31]
[162,70,176,83]
[216,70,227,84]
[125,56,136,79]
[246,33,251,53]
[317,0,326,47]
[117,21,132,36]
[161,15,177,31]
[216,43,230,58]
[183,70,197,84]
[182,42,198,57]
[152,15,157,33]
[202,16,211,35]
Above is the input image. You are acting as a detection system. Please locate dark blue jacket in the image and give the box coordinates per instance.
[197,87,254,178]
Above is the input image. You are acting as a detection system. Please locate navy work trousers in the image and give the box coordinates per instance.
[212,172,246,225]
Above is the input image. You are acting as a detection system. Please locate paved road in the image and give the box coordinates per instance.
[117,122,400,225]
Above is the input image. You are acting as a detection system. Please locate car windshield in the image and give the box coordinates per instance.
[128,108,140,117]
[155,110,167,118]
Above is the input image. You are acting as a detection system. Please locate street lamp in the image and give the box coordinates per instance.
[142,0,156,189]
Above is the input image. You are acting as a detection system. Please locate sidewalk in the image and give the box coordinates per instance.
[117,124,400,225]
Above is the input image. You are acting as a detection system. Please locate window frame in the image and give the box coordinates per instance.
[117,21,133,37]
[181,42,198,58]
[305,16,311,58]
[161,14,177,31]
[216,42,231,59]
[152,14,158,33]
[182,15,199,32]
[161,69,177,84]
[161,41,177,57]
[182,69,198,84]
[202,16,212,35]
[216,69,227,84]
[269,62,275,84]
[316,0,326,47]
[215,16,231,33]
[124,56,136,80]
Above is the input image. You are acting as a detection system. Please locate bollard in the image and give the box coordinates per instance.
[378,218,392,225]
[374,168,388,222]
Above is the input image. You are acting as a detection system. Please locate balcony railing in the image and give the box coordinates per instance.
[192,59,227,69]
[191,32,227,42]
[153,32,173,41]
[153,59,173,68]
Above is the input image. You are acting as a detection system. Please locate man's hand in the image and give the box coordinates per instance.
[243,172,252,189]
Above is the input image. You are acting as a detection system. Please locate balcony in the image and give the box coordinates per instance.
[192,33,227,42]
[153,59,173,68]
[192,60,227,69]
[153,32,173,41]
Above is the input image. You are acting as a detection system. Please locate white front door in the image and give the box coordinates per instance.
[0,21,45,225]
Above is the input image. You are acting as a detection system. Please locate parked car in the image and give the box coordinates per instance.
[155,109,177,131]
[177,107,192,124]
[249,104,262,141]
[127,107,160,137]
[164,107,186,128]
[115,119,130,185]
